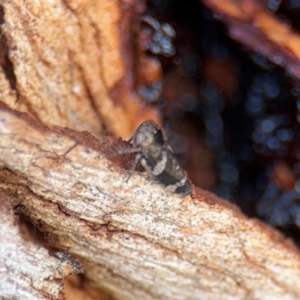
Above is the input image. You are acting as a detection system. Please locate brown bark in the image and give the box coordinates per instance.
[201,0,300,80]
[1,0,300,299]
[1,102,300,299]
[0,190,83,300]
[0,0,160,139]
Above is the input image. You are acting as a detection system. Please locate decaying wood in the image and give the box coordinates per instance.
[2,0,300,299]
[201,0,300,80]
[0,190,83,300]
[1,102,300,300]
[0,0,160,139]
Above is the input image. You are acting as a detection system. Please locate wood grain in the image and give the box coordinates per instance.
[0,103,300,299]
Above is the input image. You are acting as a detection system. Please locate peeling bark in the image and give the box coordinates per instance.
[1,102,300,299]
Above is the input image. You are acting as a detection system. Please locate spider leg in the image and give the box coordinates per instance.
[140,157,153,174]
[126,153,142,183]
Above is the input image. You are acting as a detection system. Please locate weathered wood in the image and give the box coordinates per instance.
[0,190,83,300]
[0,0,160,139]
[0,103,300,299]
[2,0,300,299]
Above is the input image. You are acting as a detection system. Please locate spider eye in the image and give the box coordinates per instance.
[153,129,164,145]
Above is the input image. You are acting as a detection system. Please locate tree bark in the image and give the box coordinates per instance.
[0,0,160,139]
[1,0,300,299]
[1,102,300,299]
[0,190,83,300]
[201,0,300,80]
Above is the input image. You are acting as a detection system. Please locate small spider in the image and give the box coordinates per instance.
[111,120,192,197]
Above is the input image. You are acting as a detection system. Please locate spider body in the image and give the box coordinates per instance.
[130,120,192,196]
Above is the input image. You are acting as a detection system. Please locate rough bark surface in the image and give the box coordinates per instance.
[0,190,83,300]
[2,0,300,299]
[0,0,160,139]
[1,102,300,300]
